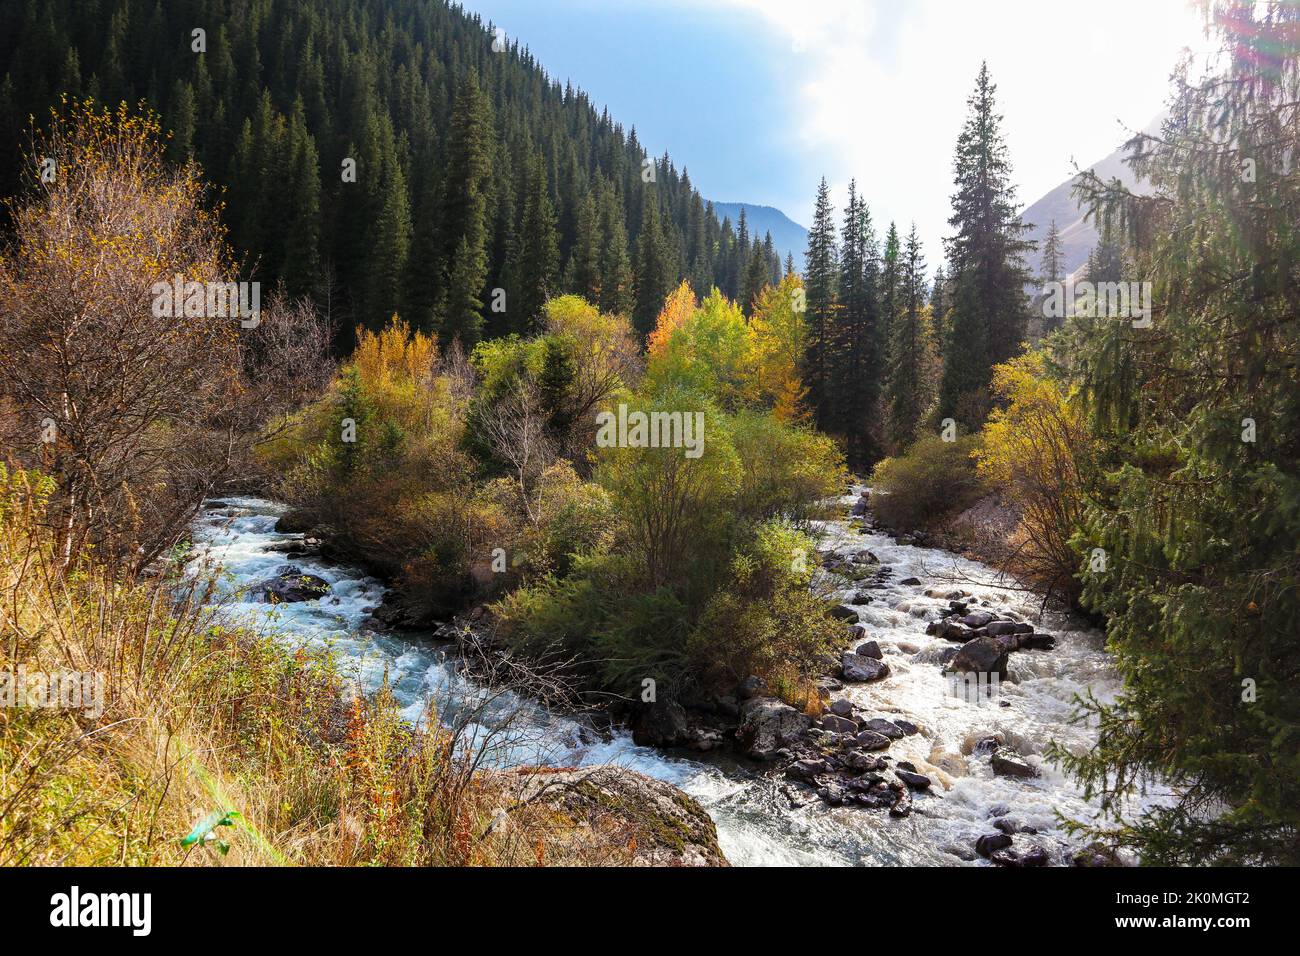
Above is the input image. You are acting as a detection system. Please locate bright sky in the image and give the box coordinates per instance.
[460,0,1213,261]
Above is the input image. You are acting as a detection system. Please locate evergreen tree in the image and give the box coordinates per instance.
[633,194,671,337]
[508,152,560,334]
[803,177,838,427]
[599,186,634,316]
[885,224,928,450]
[437,71,493,345]
[1053,1,1300,864]
[939,62,1034,430]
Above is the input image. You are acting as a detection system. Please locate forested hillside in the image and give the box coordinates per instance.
[0,0,782,347]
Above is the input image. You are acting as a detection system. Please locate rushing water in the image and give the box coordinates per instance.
[189,493,1159,866]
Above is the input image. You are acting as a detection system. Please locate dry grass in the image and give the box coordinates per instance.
[0,466,660,866]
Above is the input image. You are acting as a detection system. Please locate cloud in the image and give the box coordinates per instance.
[708,0,1209,260]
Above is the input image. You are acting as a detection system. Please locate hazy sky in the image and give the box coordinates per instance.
[460,0,1212,260]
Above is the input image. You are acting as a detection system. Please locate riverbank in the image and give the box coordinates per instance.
[191,492,1157,865]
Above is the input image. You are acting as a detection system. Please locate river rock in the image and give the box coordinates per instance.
[861,717,904,739]
[841,652,890,682]
[975,832,1014,857]
[927,619,976,642]
[273,510,314,534]
[947,637,1010,679]
[249,568,330,603]
[829,698,855,718]
[491,765,728,866]
[830,604,860,623]
[842,750,887,771]
[786,758,828,781]
[1021,633,1057,651]
[894,768,932,790]
[894,718,919,735]
[855,640,883,660]
[821,713,858,734]
[737,697,813,761]
[631,700,690,747]
[991,752,1040,779]
[985,620,1019,636]
[855,729,892,751]
[961,611,995,628]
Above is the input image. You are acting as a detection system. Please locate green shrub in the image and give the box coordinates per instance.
[869,434,986,530]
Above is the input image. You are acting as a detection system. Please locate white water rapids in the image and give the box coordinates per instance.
[188,493,1164,866]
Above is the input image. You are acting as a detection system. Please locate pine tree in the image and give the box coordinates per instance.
[508,152,560,334]
[437,71,493,345]
[939,62,1034,430]
[803,177,838,427]
[599,186,634,316]
[885,224,928,450]
[1052,2,1300,864]
[633,194,671,337]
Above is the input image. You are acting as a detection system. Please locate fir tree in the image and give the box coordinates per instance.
[803,177,838,427]
[939,62,1034,430]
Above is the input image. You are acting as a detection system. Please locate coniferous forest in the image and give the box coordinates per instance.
[0,0,1297,901]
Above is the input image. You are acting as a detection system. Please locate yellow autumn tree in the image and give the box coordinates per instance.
[645,280,697,359]
[973,351,1092,601]
[743,274,809,421]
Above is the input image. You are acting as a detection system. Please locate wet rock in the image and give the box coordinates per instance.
[898,576,922,586]
[1013,622,1035,634]
[985,620,1019,637]
[249,568,330,603]
[786,758,827,781]
[861,717,905,740]
[1020,845,1050,867]
[889,789,913,817]
[631,700,690,747]
[855,640,883,660]
[841,652,890,682]
[1021,633,1057,651]
[842,750,887,771]
[847,623,871,642]
[992,817,1037,835]
[854,729,893,751]
[975,832,1014,857]
[927,619,976,642]
[274,510,314,534]
[737,697,814,761]
[830,604,861,623]
[492,764,727,866]
[893,718,919,736]
[852,591,874,604]
[821,713,858,734]
[894,768,932,790]
[990,752,1040,779]
[961,611,995,628]
[829,698,855,718]
[947,636,1010,679]
[1073,843,1122,867]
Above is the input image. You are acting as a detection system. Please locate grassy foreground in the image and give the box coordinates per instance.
[0,466,719,866]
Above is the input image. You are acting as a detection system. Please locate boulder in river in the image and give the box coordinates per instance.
[631,700,690,747]
[841,652,890,682]
[855,640,883,660]
[491,765,728,866]
[947,636,1010,679]
[854,729,893,751]
[894,768,932,790]
[975,832,1014,857]
[830,604,860,623]
[991,752,1040,779]
[737,697,813,761]
[860,717,905,739]
[249,567,330,603]
[821,713,858,734]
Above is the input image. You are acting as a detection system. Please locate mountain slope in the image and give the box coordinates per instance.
[1020,115,1162,280]
[712,201,809,271]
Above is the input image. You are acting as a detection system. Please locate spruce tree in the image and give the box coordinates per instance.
[803,177,838,427]
[885,224,928,450]
[437,71,493,345]
[939,62,1034,430]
